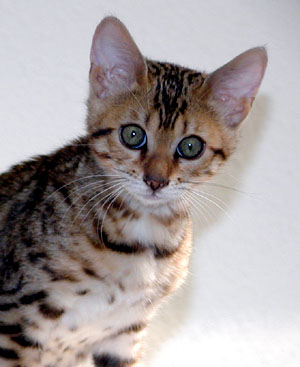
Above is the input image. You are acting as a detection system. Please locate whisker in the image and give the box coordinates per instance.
[62,184,103,223]
[177,194,192,218]
[189,188,230,209]
[124,84,146,113]
[202,182,257,196]
[181,179,256,197]
[183,191,213,224]
[43,173,122,203]
[61,179,125,222]
[118,188,131,212]
[94,186,124,239]
[187,190,233,222]
[99,187,125,241]
[70,181,125,229]
[181,193,207,225]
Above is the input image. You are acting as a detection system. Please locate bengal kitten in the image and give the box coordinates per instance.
[0,16,267,367]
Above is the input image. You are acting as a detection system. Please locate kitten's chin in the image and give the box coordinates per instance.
[130,191,174,209]
[137,194,166,206]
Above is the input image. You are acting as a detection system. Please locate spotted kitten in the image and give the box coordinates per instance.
[0,16,267,367]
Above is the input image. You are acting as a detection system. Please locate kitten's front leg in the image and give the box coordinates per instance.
[93,330,144,367]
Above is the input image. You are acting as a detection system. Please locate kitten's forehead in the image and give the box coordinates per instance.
[147,60,204,130]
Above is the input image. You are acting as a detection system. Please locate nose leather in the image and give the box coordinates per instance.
[143,175,169,191]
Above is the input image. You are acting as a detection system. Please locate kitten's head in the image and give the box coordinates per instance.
[86,17,267,211]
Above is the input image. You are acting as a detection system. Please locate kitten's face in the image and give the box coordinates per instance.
[86,17,267,211]
[87,63,235,209]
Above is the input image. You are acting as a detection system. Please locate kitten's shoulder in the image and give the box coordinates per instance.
[0,136,90,198]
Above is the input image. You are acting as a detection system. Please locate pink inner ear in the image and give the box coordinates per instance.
[90,17,146,99]
[206,47,267,126]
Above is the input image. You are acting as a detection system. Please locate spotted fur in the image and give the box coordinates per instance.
[0,16,267,367]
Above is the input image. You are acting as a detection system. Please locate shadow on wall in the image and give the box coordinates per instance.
[143,94,271,363]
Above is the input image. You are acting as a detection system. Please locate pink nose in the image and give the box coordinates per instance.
[143,175,169,191]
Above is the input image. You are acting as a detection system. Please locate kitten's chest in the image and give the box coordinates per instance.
[46,250,166,347]
[23,214,190,366]
[25,253,162,367]
[65,251,161,327]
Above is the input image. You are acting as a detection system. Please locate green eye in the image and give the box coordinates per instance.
[176,136,205,159]
[120,125,147,149]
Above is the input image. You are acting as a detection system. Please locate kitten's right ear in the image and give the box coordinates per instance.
[90,17,147,99]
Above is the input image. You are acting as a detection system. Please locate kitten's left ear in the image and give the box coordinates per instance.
[90,17,147,99]
[200,47,268,127]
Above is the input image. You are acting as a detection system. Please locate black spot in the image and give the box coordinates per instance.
[28,252,48,264]
[118,282,125,292]
[52,181,72,206]
[145,113,150,125]
[39,303,64,319]
[76,289,89,296]
[153,245,177,258]
[41,202,55,233]
[179,100,187,114]
[0,276,25,295]
[0,324,22,334]
[97,153,112,160]
[11,334,40,348]
[108,294,115,304]
[93,354,135,367]
[19,291,47,305]
[0,346,19,360]
[92,128,114,138]
[212,148,227,160]
[100,231,144,255]
[4,250,20,272]
[41,265,78,282]
[187,72,202,85]
[116,322,146,336]
[0,302,18,311]
[83,267,102,279]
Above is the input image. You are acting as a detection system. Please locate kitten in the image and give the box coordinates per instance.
[0,16,267,367]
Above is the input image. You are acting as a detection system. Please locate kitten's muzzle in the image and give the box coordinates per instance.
[143,174,170,192]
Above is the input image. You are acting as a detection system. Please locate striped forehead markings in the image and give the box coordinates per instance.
[148,61,203,130]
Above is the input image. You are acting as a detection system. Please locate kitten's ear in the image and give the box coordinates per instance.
[90,17,147,99]
[200,47,267,127]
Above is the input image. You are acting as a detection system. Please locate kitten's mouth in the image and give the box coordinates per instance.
[137,191,167,206]
[142,193,160,200]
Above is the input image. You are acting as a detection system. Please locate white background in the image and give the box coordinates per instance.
[0,1,299,366]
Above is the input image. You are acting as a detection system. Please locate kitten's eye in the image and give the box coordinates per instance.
[176,136,205,159]
[120,125,147,149]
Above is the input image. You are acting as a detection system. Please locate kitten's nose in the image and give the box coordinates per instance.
[143,175,169,192]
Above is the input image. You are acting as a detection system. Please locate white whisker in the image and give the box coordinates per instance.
[99,187,125,240]
[189,188,230,209]
[70,181,125,229]
[183,191,212,225]
[61,178,125,222]
[43,173,122,203]
[187,189,233,222]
